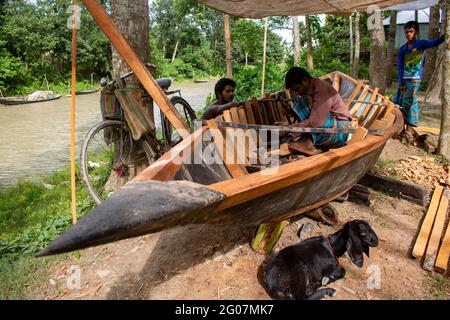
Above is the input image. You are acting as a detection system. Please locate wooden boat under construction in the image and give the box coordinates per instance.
[36,0,409,257]
[37,70,404,257]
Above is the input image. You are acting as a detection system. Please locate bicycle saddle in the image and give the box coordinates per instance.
[156,78,172,90]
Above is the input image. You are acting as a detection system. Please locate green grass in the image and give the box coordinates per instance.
[426,273,450,300]
[0,165,96,299]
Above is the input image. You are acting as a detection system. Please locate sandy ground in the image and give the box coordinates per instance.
[31,138,448,300]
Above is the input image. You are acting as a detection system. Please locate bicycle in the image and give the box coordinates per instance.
[80,64,197,204]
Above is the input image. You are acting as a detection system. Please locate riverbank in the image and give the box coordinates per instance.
[0,166,95,299]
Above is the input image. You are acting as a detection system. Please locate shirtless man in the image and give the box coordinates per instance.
[201,78,239,120]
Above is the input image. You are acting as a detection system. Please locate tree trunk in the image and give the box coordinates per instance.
[438,1,450,159]
[422,5,440,87]
[426,5,446,104]
[292,16,301,66]
[224,14,233,78]
[369,10,387,93]
[111,0,149,79]
[350,13,354,74]
[386,11,397,88]
[171,39,179,63]
[352,12,360,78]
[109,0,153,187]
[305,15,314,69]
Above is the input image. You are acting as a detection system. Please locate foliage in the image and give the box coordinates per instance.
[0,0,110,94]
[0,164,96,299]
[0,166,95,251]
[233,64,285,102]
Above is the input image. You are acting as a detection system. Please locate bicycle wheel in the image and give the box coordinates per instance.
[80,120,156,204]
[162,96,197,147]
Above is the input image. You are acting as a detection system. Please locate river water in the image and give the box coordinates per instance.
[0,80,214,188]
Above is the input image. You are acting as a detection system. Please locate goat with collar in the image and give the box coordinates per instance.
[261,220,379,300]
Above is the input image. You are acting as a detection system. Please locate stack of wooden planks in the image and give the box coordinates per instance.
[412,185,450,274]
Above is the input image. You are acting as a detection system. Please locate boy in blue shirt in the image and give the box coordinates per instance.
[395,20,444,135]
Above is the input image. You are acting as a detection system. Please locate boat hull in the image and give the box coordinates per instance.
[0,95,62,105]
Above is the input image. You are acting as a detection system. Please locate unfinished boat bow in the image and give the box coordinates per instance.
[37,71,404,257]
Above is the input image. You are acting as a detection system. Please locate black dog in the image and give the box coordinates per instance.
[261,220,379,300]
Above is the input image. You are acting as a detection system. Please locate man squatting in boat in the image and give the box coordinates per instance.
[202,78,239,120]
[393,20,444,140]
[279,67,352,156]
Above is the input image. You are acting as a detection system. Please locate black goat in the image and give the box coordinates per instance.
[261,219,379,300]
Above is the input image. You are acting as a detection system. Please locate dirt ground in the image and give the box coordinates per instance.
[32,139,448,300]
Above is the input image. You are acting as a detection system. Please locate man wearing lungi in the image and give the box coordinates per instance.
[395,20,444,136]
[283,67,352,156]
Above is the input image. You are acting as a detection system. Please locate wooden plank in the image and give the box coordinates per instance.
[344,80,364,109]
[81,0,189,137]
[370,119,388,131]
[423,189,449,271]
[363,97,383,128]
[238,108,248,124]
[207,119,247,178]
[359,87,379,121]
[133,126,207,182]
[359,172,432,207]
[259,100,270,124]
[230,107,241,123]
[251,97,264,124]
[435,197,450,273]
[383,103,396,128]
[348,127,368,144]
[265,94,276,124]
[223,109,233,122]
[349,85,369,116]
[332,72,340,92]
[412,186,444,258]
[417,127,440,135]
[244,101,256,124]
[277,101,288,122]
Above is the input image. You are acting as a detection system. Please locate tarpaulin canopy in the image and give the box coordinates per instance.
[196,0,417,18]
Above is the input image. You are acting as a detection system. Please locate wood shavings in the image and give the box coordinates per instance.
[394,156,449,188]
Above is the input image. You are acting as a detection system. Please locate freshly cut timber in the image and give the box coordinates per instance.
[37,71,404,257]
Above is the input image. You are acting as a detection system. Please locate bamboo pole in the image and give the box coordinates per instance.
[261,17,269,97]
[70,1,78,224]
[350,13,354,74]
[224,14,232,78]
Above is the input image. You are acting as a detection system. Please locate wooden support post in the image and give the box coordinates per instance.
[304,203,339,225]
[251,220,289,254]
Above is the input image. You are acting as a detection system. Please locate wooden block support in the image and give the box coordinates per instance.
[251,221,289,254]
[359,172,432,207]
[423,189,449,271]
